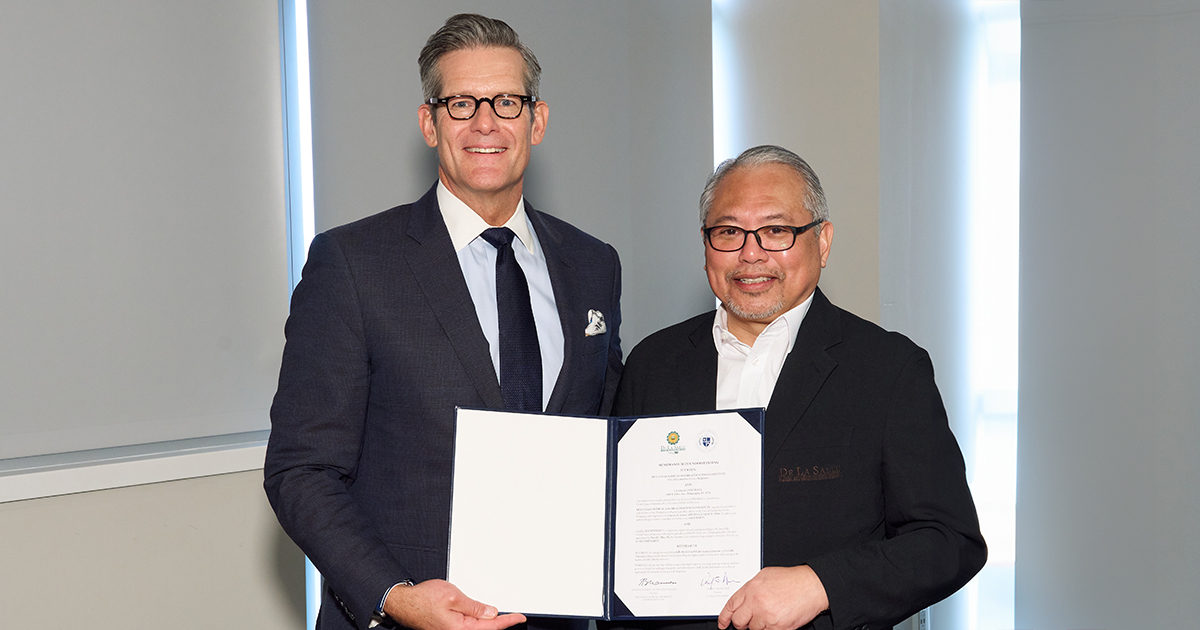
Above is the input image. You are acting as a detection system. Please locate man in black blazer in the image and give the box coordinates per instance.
[605,146,984,630]
[264,15,621,630]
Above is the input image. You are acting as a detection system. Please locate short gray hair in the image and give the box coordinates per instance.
[418,13,542,102]
[699,145,829,228]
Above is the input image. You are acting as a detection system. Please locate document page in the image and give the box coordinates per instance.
[612,412,762,618]
[448,408,609,617]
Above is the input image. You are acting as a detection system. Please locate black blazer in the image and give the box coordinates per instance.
[264,185,623,630]
[607,289,984,630]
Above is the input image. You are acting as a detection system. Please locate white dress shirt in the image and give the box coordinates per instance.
[713,293,815,410]
[437,182,564,410]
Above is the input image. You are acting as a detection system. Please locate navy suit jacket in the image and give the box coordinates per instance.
[265,185,623,630]
[603,289,984,630]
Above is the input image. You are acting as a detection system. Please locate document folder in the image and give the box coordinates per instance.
[448,407,764,620]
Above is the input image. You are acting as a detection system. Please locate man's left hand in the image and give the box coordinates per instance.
[717,565,829,630]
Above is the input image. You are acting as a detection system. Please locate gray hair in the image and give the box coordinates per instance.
[418,13,542,102]
[699,145,829,229]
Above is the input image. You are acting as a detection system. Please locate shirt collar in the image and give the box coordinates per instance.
[712,290,816,353]
[437,180,534,253]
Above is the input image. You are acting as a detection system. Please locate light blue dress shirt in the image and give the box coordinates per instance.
[437,182,564,411]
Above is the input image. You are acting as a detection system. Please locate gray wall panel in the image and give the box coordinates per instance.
[716,0,881,324]
[1019,1,1200,627]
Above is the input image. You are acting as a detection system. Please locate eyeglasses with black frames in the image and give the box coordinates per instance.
[426,94,534,120]
[702,219,823,252]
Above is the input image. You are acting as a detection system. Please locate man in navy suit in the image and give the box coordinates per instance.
[265,14,622,630]
[603,146,984,630]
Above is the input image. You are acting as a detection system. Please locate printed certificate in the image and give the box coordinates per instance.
[447,408,763,620]
[611,413,763,617]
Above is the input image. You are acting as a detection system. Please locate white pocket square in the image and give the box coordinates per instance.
[584,309,607,336]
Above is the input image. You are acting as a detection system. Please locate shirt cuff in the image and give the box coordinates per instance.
[376,580,415,615]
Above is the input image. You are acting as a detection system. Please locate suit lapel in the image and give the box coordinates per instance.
[681,316,719,412]
[763,289,840,466]
[529,206,575,413]
[403,185,505,409]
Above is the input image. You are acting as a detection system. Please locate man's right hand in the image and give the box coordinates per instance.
[382,579,527,630]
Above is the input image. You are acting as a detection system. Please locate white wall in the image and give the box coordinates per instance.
[0,471,305,628]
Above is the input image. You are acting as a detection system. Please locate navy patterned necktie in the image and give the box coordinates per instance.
[480,227,542,412]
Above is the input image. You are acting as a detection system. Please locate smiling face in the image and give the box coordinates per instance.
[418,46,549,224]
[704,163,833,344]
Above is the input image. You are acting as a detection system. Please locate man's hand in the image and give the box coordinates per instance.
[383,579,527,630]
[717,566,829,630]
